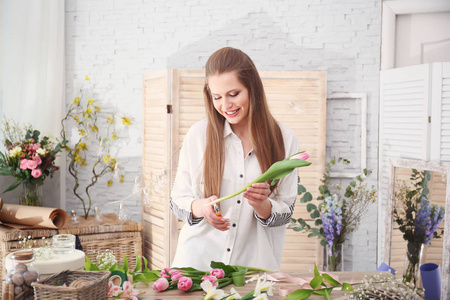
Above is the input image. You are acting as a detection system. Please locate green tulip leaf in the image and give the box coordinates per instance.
[285,289,314,300]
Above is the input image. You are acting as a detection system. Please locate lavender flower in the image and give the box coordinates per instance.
[414,198,445,245]
[321,195,343,256]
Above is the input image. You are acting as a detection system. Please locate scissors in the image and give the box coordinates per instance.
[213,203,222,217]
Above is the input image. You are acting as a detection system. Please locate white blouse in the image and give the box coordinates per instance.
[170,119,299,271]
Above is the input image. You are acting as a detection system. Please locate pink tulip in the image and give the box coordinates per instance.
[290,152,309,161]
[31,168,43,178]
[171,272,183,281]
[27,159,39,170]
[201,275,218,287]
[177,276,193,291]
[210,269,225,279]
[152,278,169,291]
[20,159,28,170]
[160,268,171,278]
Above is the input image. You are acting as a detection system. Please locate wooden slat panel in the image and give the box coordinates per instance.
[143,69,326,272]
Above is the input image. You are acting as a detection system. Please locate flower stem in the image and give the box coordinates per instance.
[206,181,256,206]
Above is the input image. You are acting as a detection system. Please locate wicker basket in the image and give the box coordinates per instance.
[32,270,111,300]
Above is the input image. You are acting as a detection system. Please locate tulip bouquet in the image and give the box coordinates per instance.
[207,152,311,206]
[152,261,274,300]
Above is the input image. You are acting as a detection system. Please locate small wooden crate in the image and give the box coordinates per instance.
[32,270,110,300]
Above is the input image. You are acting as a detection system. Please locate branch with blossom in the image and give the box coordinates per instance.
[60,75,133,218]
[206,152,311,207]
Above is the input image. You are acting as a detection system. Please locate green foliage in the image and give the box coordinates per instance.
[84,255,159,284]
[288,157,376,246]
[285,264,353,300]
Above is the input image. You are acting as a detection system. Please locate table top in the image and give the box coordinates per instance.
[137,271,385,300]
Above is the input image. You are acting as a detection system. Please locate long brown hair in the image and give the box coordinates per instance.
[202,47,285,198]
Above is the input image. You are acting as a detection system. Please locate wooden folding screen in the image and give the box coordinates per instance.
[142,69,326,271]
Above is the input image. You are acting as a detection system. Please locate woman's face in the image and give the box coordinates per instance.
[208,71,250,128]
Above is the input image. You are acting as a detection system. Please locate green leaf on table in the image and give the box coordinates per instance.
[133,255,142,272]
[314,288,332,300]
[285,289,314,300]
[322,273,340,286]
[142,256,150,272]
[310,275,323,289]
[342,283,354,291]
[314,263,320,277]
[122,255,129,272]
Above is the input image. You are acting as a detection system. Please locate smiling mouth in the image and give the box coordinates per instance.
[225,108,240,116]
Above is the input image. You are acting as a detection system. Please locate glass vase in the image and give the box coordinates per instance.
[20,182,42,206]
[402,242,424,287]
[324,242,344,272]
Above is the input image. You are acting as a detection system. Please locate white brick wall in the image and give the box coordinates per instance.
[65,0,381,271]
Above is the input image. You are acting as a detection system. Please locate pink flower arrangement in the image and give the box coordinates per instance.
[0,127,67,201]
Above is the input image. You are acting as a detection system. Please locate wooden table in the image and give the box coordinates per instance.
[138,271,385,299]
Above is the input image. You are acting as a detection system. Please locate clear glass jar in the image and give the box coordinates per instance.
[6,250,39,299]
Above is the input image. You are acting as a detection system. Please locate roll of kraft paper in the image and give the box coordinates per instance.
[0,199,68,229]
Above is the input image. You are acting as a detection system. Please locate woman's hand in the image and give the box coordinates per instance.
[244,182,272,220]
[191,196,230,231]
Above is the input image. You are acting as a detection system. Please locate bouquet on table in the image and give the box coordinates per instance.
[393,169,444,286]
[0,119,67,206]
[289,157,377,271]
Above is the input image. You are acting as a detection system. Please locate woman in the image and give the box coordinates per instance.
[170,47,299,271]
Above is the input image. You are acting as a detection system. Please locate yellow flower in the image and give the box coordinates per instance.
[72,97,80,104]
[107,117,115,124]
[78,129,86,136]
[90,124,98,132]
[85,75,90,81]
[107,180,113,186]
[120,175,124,183]
[94,106,100,112]
[88,98,94,105]
[121,117,132,126]
[110,158,117,166]
[74,155,82,163]
[77,143,87,150]
[112,133,118,140]
[103,155,111,163]
[84,108,92,115]
[80,160,88,166]
[74,115,81,123]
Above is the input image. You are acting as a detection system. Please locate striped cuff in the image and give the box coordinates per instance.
[169,198,203,226]
[254,200,296,227]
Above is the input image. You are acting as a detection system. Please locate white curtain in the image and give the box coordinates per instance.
[0,0,65,207]
[1,0,65,137]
